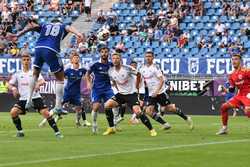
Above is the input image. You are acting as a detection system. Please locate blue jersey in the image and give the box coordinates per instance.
[224,82,235,101]
[88,61,113,91]
[64,67,87,96]
[35,23,67,53]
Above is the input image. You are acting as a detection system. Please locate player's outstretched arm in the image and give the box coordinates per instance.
[65,25,83,41]
[16,23,40,38]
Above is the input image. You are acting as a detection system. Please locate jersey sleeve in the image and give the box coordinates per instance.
[9,73,17,85]
[154,65,163,78]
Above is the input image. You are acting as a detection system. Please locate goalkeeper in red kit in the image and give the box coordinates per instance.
[216,54,250,135]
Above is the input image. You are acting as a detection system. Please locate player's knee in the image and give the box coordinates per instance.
[74,106,82,113]
[221,103,231,112]
[132,106,141,115]
[145,106,153,116]
[10,108,19,117]
[166,104,176,112]
[40,108,50,118]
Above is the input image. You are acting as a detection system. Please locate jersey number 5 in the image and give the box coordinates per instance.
[45,25,60,36]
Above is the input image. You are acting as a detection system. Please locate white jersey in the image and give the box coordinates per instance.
[139,64,165,96]
[9,70,44,100]
[108,65,138,95]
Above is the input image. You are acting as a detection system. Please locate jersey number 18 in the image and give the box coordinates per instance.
[45,25,60,36]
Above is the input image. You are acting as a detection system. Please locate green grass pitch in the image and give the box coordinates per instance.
[0,112,250,167]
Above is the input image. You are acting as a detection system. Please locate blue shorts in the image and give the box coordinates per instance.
[34,48,63,73]
[91,89,114,103]
[63,94,81,106]
[225,93,234,101]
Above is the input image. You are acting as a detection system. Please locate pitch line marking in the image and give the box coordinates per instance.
[0,139,249,167]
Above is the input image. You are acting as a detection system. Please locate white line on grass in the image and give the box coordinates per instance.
[0,139,249,167]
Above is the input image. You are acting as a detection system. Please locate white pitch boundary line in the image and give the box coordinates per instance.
[0,139,249,167]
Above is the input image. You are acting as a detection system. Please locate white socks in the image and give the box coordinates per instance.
[55,81,64,109]
[91,110,98,126]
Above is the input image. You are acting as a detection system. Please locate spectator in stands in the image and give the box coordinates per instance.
[127,22,138,35]
[8,42,20,57]
[230,2,240,18]
[154,26,161,41]
[197,35,206,49]
[97,10,106,24]
[191,0,203,16]
[1,4,12,23]
[138,20,147,32]
[49,0,60,11]
[20,42,30,56]
[0,78,9,94]
[178,0,190,17]
[219,30,232,48]
[147,26,154,42]
[207,36,213,48]
[240,2,249,14]
[222,2,231,16]
[133,0,142,9]
[178,32,189,48]
[144,0,152,10]
[214,20,226,36]
[26,0,34,11]
[158,7,166,21]
[109,20,119,36]
[168,13,179,35]
[167,0,176,11]
[84,0,92,22]
[106,8,117,25]
[162,29,174,43]
[146,9,158,28]
[115,39,126,53]
[241,22,250,36]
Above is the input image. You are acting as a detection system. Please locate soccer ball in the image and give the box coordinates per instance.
[97,28,110,41]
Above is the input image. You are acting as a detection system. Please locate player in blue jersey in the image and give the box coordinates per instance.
[85,44,115,135]
[38,51,91,127]
[11,19,83,115]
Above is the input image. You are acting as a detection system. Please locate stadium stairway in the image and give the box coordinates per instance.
[61,0,118,50]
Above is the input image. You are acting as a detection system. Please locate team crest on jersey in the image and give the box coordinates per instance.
[238,74,243,80]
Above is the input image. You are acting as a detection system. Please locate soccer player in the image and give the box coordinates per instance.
[11,18,83,114]
[216,54,250,135]
[105,52,157,136]
[8,53,63,138]
[38,51,91,127]
[85,44,115,135]
[139,50,193,130]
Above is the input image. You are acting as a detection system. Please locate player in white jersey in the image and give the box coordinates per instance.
[132,60,171,129]
[139,50,194,130]
[8,53,63,138]
[104,52,157,136]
